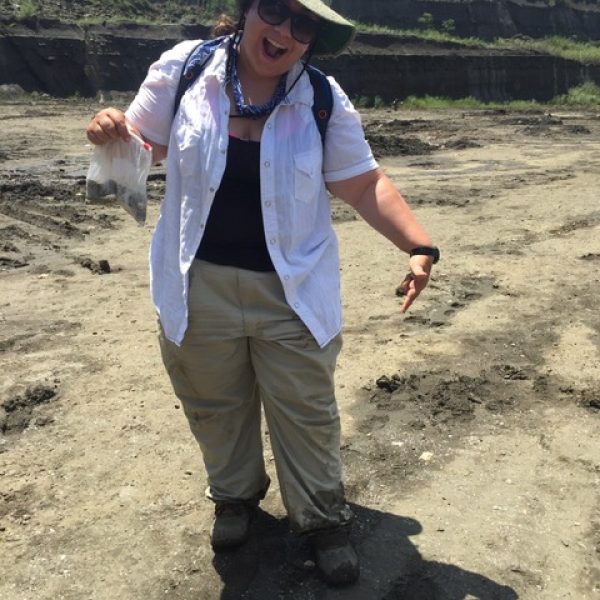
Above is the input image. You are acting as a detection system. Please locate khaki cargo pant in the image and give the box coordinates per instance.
[158,259,353,534]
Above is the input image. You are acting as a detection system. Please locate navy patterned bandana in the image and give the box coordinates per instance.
[227,37,288,119]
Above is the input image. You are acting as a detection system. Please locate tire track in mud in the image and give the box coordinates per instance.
[0,176,121,283]
[365,110,590,211]
[463,209,600,257]
[0,202,87,239]
[404,167,576,208]
[0,178,118,241]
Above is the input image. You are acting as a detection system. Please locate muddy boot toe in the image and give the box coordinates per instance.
[311,528,359,586]
[211,503,252,551]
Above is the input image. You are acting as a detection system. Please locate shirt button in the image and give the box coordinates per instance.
[264,201,272,207]
[269,238,276,245]
[264,161,270,168]
[267,123,272,129]
[200,223,205,229]
[221,148,226,154]
[209,187,215,193]
[294,302,300,309]
[283,275,290,281]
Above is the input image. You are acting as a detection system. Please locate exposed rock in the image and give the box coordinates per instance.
[1,20,599,101]
[332,0,600,41]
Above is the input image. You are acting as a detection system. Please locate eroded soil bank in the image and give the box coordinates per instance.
[0,96,599,599]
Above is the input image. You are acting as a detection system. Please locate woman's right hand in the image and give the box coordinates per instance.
[86,107,137,145]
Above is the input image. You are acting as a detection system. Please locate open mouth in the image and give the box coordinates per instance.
[263,37,287,59]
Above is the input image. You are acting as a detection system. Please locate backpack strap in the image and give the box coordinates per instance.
[306,64,333,147]
[173,37,225,118]
[173,41,334,147]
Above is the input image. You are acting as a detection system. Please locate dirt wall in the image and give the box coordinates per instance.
[1,21,599,101]
[332,0,600,41]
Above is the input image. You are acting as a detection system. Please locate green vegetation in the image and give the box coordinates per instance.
[417,12,434,30]
[351,83,600,110]
[555,81,600,105]
[5,0,600,69]
[355,96,374,109]
[416,12,455,35]
[6,1,600,67]
[6,0,238,23]
[204,0,236,14]
[76,14,154,25]
[373,95,386,109]
[356,22,600,66]
[357,22,490,48]
[355,95,388,109]
[441,19,456,35]
[16,0,39,18]
[399,95,541,111]
[492,35,600,65]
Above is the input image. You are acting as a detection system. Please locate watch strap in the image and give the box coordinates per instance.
[410,246,440,264]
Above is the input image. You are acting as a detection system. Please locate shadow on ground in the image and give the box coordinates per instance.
[209,504,518,599]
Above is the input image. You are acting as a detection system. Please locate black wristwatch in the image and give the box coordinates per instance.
[410,246,440,264]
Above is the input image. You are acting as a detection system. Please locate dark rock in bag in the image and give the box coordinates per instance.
[115,183,147,225]
[86,179,147,225]
[86,178,117,201]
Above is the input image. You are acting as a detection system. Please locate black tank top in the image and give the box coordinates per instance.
[195,135,275,272]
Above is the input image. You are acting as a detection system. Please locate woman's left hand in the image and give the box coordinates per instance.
[398,255,433,313]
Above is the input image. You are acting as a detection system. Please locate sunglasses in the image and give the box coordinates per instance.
[257,0,320,45]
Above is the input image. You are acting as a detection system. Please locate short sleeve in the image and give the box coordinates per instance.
[322,77,379,183]
[125,40,203,146]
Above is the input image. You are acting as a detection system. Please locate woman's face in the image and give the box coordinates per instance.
[238,0,319,80]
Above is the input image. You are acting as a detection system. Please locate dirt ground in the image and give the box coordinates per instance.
[0,94,599,600]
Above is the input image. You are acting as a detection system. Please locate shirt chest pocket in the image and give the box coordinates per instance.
[178,129,212,179]
[294,151,320,203]
[179,139,200,178]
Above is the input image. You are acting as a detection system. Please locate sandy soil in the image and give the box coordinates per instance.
[0,95,599,600]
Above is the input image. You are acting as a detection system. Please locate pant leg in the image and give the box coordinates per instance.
[158,260,269,503]
[239,269,353,533]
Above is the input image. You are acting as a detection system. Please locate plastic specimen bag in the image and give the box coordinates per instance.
[86,134,153,225]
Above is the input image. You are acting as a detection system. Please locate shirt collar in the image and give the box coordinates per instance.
[199,36,231,86]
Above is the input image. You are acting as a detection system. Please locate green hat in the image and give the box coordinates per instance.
[297,0,355,55]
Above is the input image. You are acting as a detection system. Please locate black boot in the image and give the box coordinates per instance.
[311,527,360,586]
[211,503,253,551]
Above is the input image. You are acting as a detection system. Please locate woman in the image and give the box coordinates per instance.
[86,0,438,586]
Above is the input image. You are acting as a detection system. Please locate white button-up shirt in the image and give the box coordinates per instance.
[126,38,378,347]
